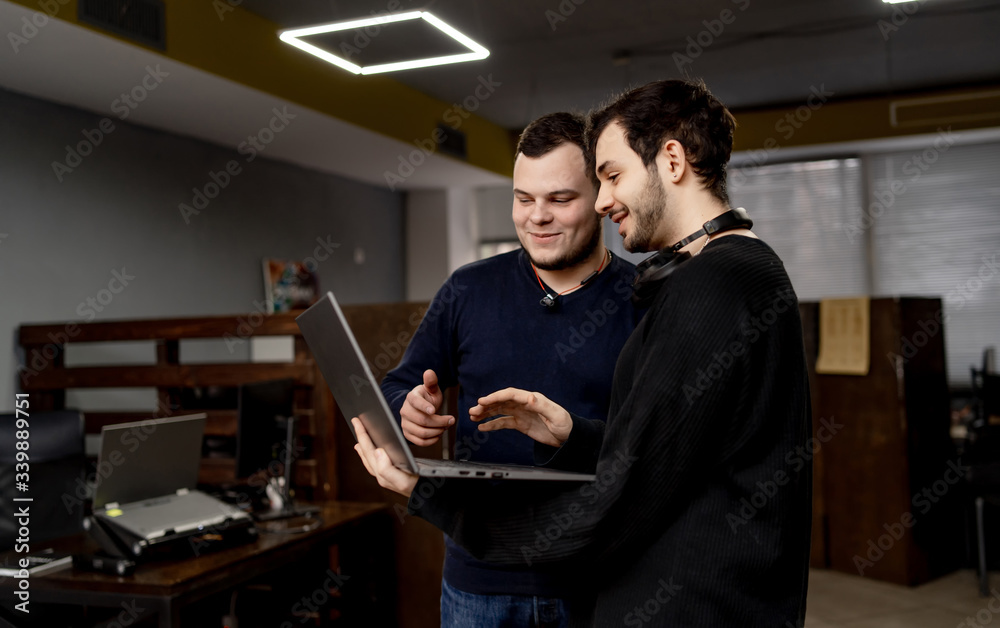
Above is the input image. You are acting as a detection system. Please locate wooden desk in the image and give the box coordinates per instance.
[0,502,394,628]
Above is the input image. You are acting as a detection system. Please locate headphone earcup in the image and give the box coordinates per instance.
[631,251,691,307]
[629,208,752,308]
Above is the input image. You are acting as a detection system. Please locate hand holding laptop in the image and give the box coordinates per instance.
[352,418,418,497]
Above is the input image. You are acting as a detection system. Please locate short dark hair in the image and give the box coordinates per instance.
[587,79,736,204]
[516,112,596,189]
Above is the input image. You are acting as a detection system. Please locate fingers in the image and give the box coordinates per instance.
[406,386,439,416]
[402,412,458,446]
[401,421,445,447]
[354,443,375,475]
[470,402,521,420]
[476,416,513,432]
[354,419,390,480]
[403,422,447,440]
[422,369,440,395]
[354,417,386,458]
[475,387,534,409]
[468,389,572,447]
[352,418,378,474]
[401,376,454,448]
[400,400,454,446]
[402,401,455,429]
[469,388,540,420]
[401,385,454,448]
[371,449,418,495]
[352,418,418,496]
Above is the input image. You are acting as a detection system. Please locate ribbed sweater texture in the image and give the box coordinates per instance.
[410,236,813,627]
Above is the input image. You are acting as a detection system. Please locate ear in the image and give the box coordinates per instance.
[656,139,687,183]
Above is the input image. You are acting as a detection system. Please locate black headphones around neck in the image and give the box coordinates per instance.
[631,207,753,307]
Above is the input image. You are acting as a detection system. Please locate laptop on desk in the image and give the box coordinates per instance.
[90,414,255,558]
[296,292,596,482]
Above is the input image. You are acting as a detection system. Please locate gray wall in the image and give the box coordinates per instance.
[0,87,405,409]
[475,186,515,242]
[405,190,449,302]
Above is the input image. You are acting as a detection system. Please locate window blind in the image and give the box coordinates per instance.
[868,141,1000,386]
[728,158,869,300]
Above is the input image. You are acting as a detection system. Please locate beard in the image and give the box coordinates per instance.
[525,214,603,271]
[623,168,668,253]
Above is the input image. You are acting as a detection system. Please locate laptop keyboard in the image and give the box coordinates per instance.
[102,491,249,539]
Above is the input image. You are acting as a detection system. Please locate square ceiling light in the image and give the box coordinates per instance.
[278,11,489,75]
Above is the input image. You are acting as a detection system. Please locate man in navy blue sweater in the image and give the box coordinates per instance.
[380,112,642,627]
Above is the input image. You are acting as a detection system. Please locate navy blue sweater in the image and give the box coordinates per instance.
[381,248,641,597]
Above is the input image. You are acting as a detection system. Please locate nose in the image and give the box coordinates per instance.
[595,183,616,217]
[529,201,553,224]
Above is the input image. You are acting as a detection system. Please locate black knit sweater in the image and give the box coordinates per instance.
[409,236,812,627]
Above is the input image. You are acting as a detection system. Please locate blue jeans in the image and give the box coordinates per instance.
[440,580,569,628]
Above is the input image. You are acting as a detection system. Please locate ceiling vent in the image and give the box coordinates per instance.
[79,0,166,50]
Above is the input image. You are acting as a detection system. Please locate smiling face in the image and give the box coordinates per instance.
[594,122,674,253]
[512,142,601,271]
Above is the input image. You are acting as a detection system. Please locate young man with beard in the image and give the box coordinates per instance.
[358,79,812,627]
[380,112,642,627]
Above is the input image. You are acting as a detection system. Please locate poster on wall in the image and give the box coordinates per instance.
[262,258,319,313]
[815,296,871,376]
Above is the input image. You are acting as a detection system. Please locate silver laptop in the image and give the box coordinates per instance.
[93,414,252,542]
[296,292,596,482]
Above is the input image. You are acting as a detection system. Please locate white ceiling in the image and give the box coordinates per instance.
[0,0,511,191]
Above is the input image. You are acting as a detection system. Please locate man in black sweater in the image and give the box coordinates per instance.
[353,79,812,627]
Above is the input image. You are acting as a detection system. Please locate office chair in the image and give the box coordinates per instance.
[0,410,86,548]
[967,369,1000,596]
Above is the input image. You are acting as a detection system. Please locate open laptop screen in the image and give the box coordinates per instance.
[92,414,206,509]
[296,292,420,473]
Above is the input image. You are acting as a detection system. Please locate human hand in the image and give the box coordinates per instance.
[400,369,455,446]
[468,388,573,448]
[352,418,418,497]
